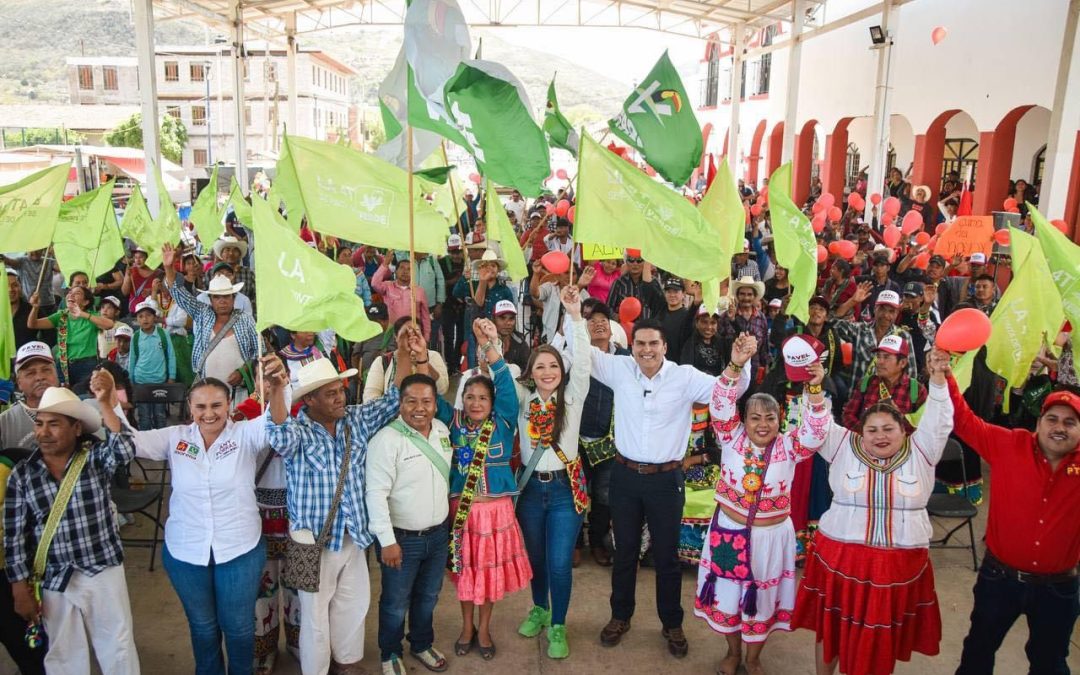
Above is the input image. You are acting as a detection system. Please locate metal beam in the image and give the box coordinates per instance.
[231,0,249,194]
[780,0,803,163]
[286,11,298,135]
[134,0,163,215]
[728,22,744,173]
[865,0,896,220]
[1039,0,1080,222]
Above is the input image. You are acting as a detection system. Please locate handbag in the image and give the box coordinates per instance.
[282,425,352,593]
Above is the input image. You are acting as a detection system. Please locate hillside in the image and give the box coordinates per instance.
[0,0,628,120]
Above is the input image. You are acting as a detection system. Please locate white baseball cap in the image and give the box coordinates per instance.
[114,324,134,339]
[876,334,909,356]
[969,252,987,264]
[447,234,463,250]
[134,300,159,316]
[101,295,122,310]
[493,300,517,316]
[14,341,54,374]
[875,290,901,308]
[768,298,783,308]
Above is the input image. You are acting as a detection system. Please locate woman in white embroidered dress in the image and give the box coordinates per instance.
[695,334,832,675]
[793,348,954,675]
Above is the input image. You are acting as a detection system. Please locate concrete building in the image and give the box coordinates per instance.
[693,0,1080,234]
[66,43,357,177]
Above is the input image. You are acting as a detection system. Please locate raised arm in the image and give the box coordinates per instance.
[561,286,592,402]
[24,293,55,330]
[791,361,832,459]
[910,349,955,465]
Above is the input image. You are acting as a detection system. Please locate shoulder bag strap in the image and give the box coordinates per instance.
[32,448,90,589]
[254,451,276,486]
[515,436,551,496]
[388,420,450,483]
[315,425,353,549]
[195,311,241,375]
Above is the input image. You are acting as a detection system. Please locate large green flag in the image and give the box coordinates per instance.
[768,163,817,324]
[55,181,125,280]
[698,157,744,281]
[982,226,1064,403]
[274,135,448,254]
[120,184,178,269]
[153,166,181,244]
[608,51,702,186]
[543,76,579,158]
[1032,207,1080,382]
[228,176,252,228]
[575,133,722,282]
[0,272,13,379]
[189,165,224,243]
[443,60,550,196]
[484,180,528,281]
[251,197,381,342]
[0,163,69,253]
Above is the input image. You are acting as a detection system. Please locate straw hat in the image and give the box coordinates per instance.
[212,236,249,259]
[911,185,932,203]
[730,275,766,299]
[471,248,507,272]
[205,274,244,296]
[292,358,358,399]
[36,387,101,433]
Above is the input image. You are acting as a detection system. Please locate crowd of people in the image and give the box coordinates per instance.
[0,172,1077,675]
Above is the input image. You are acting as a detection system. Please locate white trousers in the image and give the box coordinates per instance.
[298,537,370,674]
[41,564,140,675]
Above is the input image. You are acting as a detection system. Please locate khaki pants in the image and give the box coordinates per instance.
[297,537,370,674]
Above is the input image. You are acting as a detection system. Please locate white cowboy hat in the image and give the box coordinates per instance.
[36,386,101,433]
[292,358,358,400]
[730,275,766,299]
[471,248,507,272]
[212,236,249,259]
[205,274,244,296]
[911,184,932,203]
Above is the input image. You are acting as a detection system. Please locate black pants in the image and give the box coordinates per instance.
[609,460,685,629]
[0,582,45,675]
[585,460,614,549]
[956,556,1080,675]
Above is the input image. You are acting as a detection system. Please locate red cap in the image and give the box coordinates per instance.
[625,248,642,258]
[1041,390,1080,419]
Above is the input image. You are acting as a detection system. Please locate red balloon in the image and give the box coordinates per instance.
[936,308,993,353]
[883,196,901,216]
[993,229,1011,246]
[881,212,895,226]
[927,235,938,252]
[1003,197,1018,211]
[829,239,857,260]
[840,342,853,367]
[931,26,948,45]
[469,172,482,184]
[567,206,576,223]
[621,321,634,339]
[555,199,571,218]
[820,193,836,210]
[915,231,932,246]
[846,192,861,207]
[545,204,556,217]
[812,201,826,215]
[816,244,828,263]
[750,203,763,217]
[901,211,924,234]
[828,206,843,223]
[913,251,931,270]
[540,251,570,275]
[812,212,827,234]
[1007,206,1020,214]
[618,296,643,323]
[1051,218,1070,234]
[883,225,902,249]
[870,192,882,206]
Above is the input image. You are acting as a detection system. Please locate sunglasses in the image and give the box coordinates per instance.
[626,257,644,263]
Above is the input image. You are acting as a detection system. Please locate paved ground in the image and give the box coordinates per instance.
[2,465,1077,674]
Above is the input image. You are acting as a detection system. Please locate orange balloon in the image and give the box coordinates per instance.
[901,211,924,234]
[834,239,857,260]
[618,296,643,323]
[545,204,556,216]
[816,244,828,264]
[812,212,827,234]
[915,231,931,246]
[568,206,576,223]
[840,342,853,367]
[1003,197,1018,211]
[936,308,993,353]
[846,192,861,207]
[556,168,569,180]
[828,206,843,223]
[927,235,938,252]
[750,203,763,217]
[881,212,895,226]
[870,192,882,206]
[1007,207,1020,214]
[913,252,931,270]
[993,229,1010,246]
[812,201,826,215]
[820,193,836,210]
[883,226,902,249]
[555,199,571,218]
[931,26,948,45]
[540,251,570,275]
[883,196,901,216]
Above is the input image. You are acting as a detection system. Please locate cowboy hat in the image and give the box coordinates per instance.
[205,274,244,296]
[911,185,932,203]
[471,248,507,273]
[36,386,101,433]
[730,275,766,299]
[292,358,358,400]
[212,236,249,259]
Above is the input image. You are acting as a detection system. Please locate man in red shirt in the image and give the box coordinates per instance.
[949,378,1080,675]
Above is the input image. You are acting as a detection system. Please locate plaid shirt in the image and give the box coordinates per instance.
[832,320,917,389]
[718,310,771,373]
[841,373,927,434]
[4,432,135,591]
[171,278,259,377]
[267,387,401,551]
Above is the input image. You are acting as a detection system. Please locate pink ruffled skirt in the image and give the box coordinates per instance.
[449,496,532,604]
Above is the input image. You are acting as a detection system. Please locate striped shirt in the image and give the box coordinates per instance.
[171,278,259,377]
[267,387,401,551]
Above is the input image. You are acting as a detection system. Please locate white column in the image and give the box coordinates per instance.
[231,0,248,195]
[728,23,745,175]
[865,0,896,218]
[286,12,298,136]
[781,0,804,163]
[1040,0,1080,220]
[132,0,161,215]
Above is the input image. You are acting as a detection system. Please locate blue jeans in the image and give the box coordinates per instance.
[956,554,1080,675]
[376,524,449,661]
[516,473,584,625]
[163,538,267,675]
[136,401,167,430]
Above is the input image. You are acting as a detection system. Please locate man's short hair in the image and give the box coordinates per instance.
[974,273,996,284]
[589,302,612,321]
[400,373,437,398]
[631,317,665,343]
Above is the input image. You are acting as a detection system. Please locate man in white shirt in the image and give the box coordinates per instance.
[505,190,527,231]
[366,374,452,675]
[590,318,751,659]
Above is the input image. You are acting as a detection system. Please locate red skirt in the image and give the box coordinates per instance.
[793,532,941,675]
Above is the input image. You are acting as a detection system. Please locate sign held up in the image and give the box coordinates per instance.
[935,215,994,258]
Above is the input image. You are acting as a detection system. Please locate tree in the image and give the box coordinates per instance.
[104,113,188,164]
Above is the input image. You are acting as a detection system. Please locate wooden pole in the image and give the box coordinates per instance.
[441,142,466,241]
[32,245,54,299]
[406,125,417,325]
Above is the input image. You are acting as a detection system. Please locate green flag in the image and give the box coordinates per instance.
[54,181,124,280]
[251,197,381,342]
[484,180,528,281]
[768,163,817,324]
[190,165,224,243]
[543,76,579,158]
[443,60,551,196]
[575,133,722,282]
[0,271,13,379]
[982,226,1064,403]
[228,176,252,228]
[608,51,702,186]
[120,186,162,269]
[0,163,69,253]
[1032,207,1080,382]
[417,154,463,229]
[153,165,181,244]
[379,99,403,141]
[697,157,745,300]
[274,134,448,254]
[414,165,455,185]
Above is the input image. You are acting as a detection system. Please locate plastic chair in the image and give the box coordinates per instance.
[114,457,169,571]
[927,438,980,570]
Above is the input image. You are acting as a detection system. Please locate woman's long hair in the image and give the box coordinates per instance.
[520,345,569,443]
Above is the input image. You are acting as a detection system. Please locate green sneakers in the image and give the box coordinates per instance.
[547,624,569,659]
[518,605,551,638]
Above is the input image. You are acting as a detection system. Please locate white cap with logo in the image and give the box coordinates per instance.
[875,290,902,308]
[493,300,517,316]
[14,341,53,374]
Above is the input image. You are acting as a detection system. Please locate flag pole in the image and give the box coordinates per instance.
[441,142,466,241]
[32,244,55,300]
[407,125,417,326]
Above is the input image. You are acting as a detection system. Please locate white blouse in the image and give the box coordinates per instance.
[816,381,954,549]
[129,417,270,565]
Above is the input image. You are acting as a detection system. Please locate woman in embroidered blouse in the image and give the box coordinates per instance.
[695,334,831,675]
[793,348,954,675]
[436,318,531,660]
[507,285,590,660]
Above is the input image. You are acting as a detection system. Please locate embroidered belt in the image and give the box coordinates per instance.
[615,453,681,474]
